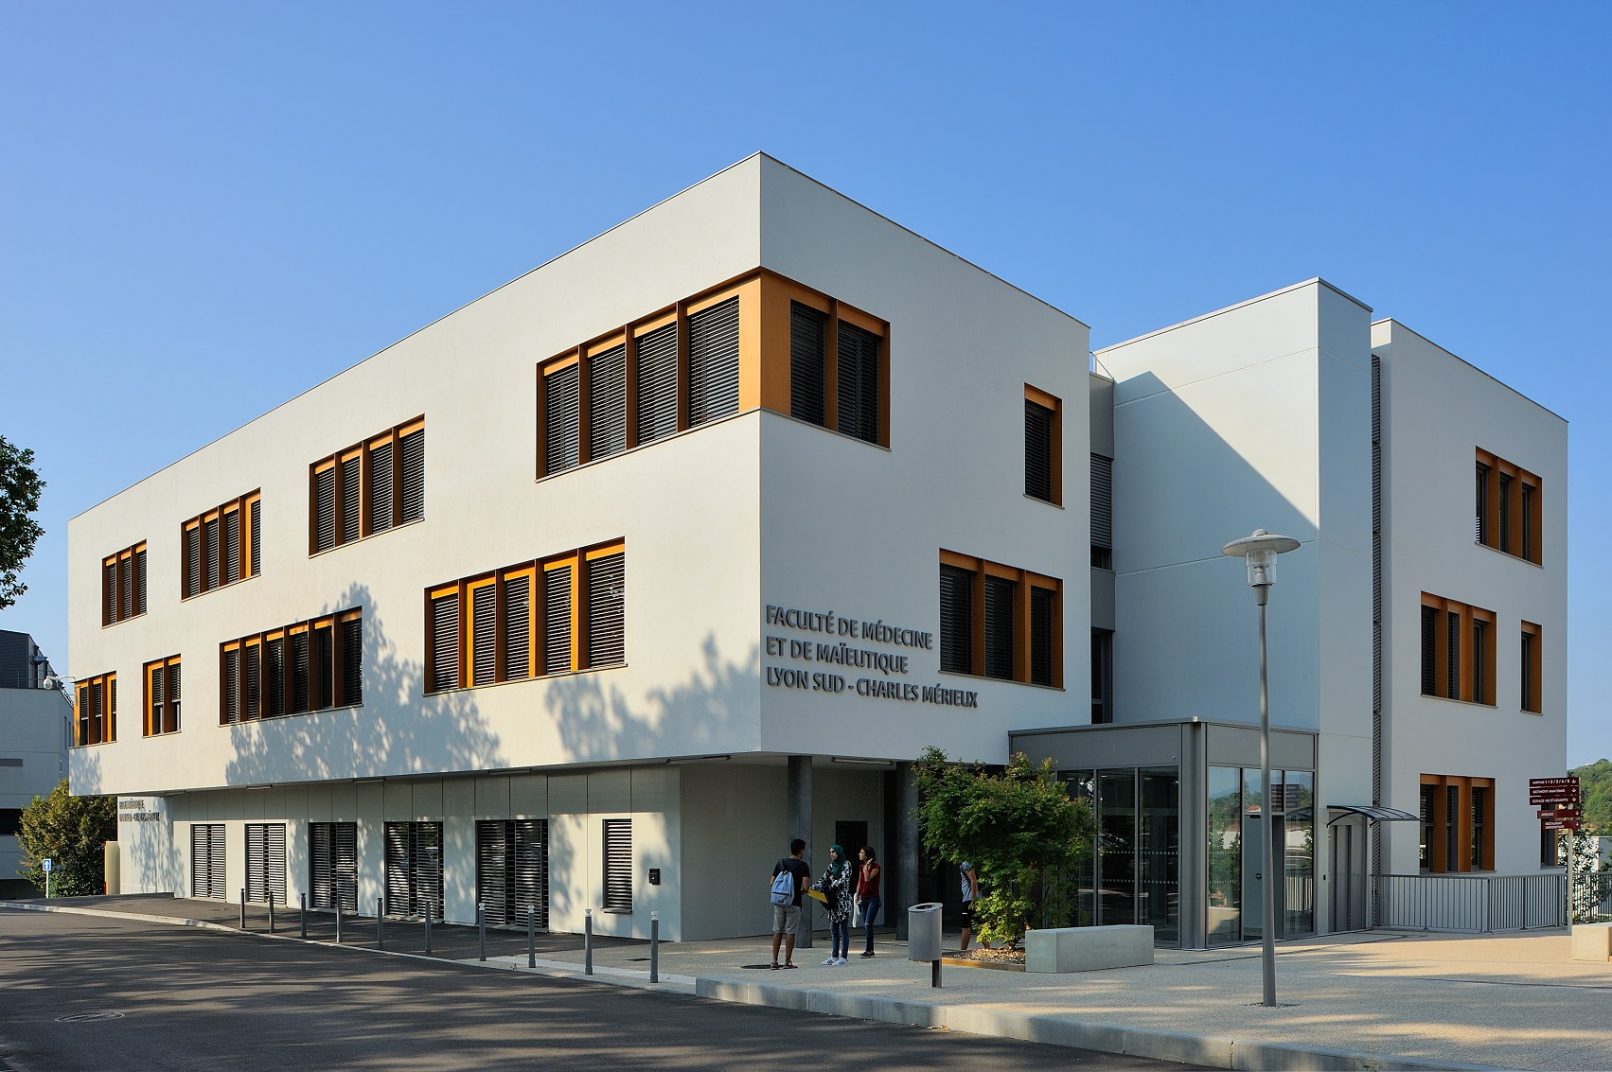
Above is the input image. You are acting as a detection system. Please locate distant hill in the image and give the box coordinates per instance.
[1570,759,1611,835]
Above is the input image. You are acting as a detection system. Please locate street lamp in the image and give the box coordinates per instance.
[1221,527,1299,1008]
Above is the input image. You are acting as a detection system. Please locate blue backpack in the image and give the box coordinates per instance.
[769,862,796,906]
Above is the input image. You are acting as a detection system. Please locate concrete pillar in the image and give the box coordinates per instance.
[788,755,813,949]
[894,760,919,939]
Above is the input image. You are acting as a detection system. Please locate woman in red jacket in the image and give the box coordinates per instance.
[855,846,882,957]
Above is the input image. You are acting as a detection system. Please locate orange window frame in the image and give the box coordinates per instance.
[938,549,1063,688]
[311,417,425,553]
[143,655,181,736]
[1025,384,1063,506]
[1421,593,1497,705]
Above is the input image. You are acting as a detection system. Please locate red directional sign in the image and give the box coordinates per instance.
[1542,819,1580,832]
[1530,776,1580,805]
[1539,808,1581,821]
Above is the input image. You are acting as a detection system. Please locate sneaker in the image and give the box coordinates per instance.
[823,956,836,965]
[834,957,848,965]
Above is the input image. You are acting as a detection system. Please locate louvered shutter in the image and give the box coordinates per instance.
[688,298,740,426]
[329,822,357,914]
[1446,612,1460,699]
[340,455,361,544]
[267,824,286,905]
[340,616,362,706]
[314,467,336,552]
[370,441,394,533]
[543,567,572,674]
[247,824,267,902]
[150,665,165,735]
[313,626,334,710]
[1091,454,1113,551]
[204,517,220,589]
[430,593,459,691]
[585,553,625,668]
[192,825,211,898]
[983,576,1015,680]
[133,549,147,615]
[477,821,510,925]
[104,561,116,623]
[1420,606,1436,695]
[290,633,310,713]
[119,556,132,620]
[244,645,260,721]
[471,585,496,686]
[185,526,201,597]
[635,323,678,444]
[108,677,116,741]
[589,345,627,460]
[224,509,241,582]
[265,638,284,717]
[167,663,181,733]
[400,429,425,524]
[88,681,102,744]
[939,565,973,674]
[502,575,530,680]
[602,819,632,912]
[517,819,549,930]
[210,825,226,900]
[836,322,879,443]
[414,822,443,921]
[311,823,333,909]
[1030,586,1055,687]
[1025,401,1054,501]
[544,365,580,474]
[1474,463,1489,543]
[250,498,261,576]
[790,302,826,425]
[385,822,409,915]
[223,648,241,725]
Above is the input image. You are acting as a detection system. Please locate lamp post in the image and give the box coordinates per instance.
[1221,528,1299,1008]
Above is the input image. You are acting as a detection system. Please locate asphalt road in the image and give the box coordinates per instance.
[0,909,1204,1072]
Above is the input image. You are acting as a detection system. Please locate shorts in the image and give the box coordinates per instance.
[960,902,974,926]
[772,904,801,935]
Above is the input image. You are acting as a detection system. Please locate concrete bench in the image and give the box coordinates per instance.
[1570,922,1611,962]
[1025,924,1154,973]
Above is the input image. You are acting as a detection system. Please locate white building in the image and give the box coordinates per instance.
[0,630,71,897]
[68,159,1568,946]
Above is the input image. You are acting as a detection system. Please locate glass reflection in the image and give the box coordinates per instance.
[1098,771,1136,926]
[1139,769,1179,943]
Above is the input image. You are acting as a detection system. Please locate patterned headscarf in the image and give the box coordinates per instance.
[829,843,849,881]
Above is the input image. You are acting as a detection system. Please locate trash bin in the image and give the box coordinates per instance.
[907,902,943,962]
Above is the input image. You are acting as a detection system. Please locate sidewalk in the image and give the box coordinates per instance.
[6,896,1609,1071]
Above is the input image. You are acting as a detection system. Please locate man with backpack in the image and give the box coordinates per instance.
[769,838,812,969]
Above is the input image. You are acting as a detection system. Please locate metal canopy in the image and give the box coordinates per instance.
[1327,804,1419,825]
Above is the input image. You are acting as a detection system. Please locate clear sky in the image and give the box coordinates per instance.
[2,3,1607,763]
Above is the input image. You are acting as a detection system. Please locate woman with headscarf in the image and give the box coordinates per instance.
[814,843,854,965]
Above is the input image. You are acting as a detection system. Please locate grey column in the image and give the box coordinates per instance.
[894,760,919,939]
[788,755,813,949]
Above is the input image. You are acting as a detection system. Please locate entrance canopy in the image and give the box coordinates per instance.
[1326,804,1418,825]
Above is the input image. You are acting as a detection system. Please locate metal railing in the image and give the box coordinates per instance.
[1373,873,1564,933]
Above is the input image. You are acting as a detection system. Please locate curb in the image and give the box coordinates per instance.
[691,978,1513,1072]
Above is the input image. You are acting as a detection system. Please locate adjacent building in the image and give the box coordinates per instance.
[67,156,1568,946]
[0,630,71,897]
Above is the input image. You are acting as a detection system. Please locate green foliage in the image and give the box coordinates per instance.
[1570,759,1612,836]
[0,435,45,610]
[1558,827,1611,923]
[914,745,1095,946]
[17,779,117,896]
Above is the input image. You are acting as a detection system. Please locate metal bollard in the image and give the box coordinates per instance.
[425,907,432,955]
[527,905,536,968]
[377,898,385,949]
[650,911,659,984]
[240,889,247,930]
[584,908,593,975]
[268,888,275,934]
[335,901,343,944]
[478,903,487,961]
[300,892,307,939]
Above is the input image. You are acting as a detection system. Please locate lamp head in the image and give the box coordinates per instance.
[1220,529,1301,594]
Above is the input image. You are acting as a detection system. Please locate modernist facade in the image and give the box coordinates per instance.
[68,159,1568,946]
[1,631,70,897]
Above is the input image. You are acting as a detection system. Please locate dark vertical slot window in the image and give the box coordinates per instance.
[167,664,181,733]
[939,565,974,674]
[1030,586,1055,686]
[1091,629,1114,723]
[1025,400,1054,501]
[1521,484,1534,561]
[245,644,261,721]
[688,297,740,426]
[1497,472,1512,552]
[586,553,626,668]
[1419,785,1434,870]
[982,576,1015,680]
[119,556,132,620]
[290,633,310,713]
[222,648,241,725]
[789,302,826,425]
[1521,630,1534,712]
[399,428,425,524]
[265,638,285,717]
[430,594,459,692]
[503,575,530,680]
[313,626,334,710]
[250,498,261,576]
[104,561,116,623]
[1471,619,1487,703]
[340,616,362,706]
[1420,606,1438,696]
[224,510,241,583]
[150,666,165,736]
[370,441,394,533]
[836,321,879,443]
[340,455,361,544]
[186,526,201,597]
[1446,612,1460,700]
[635,323,679,445]
[1471,788,1488,870]
[1444,786,1459,872]
[1475,462,1489,543]
[1091,455,1114,568]
[471,585,497,686]
[204,517,220,590]
[314,467,336,552]
[602,818,632,912]
[133,549,146,615]
[544,364,581,474]
[589,345,627,461]
[543,567,572,674]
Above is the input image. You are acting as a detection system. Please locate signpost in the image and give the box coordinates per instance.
[42,857,52,899]
[1531,777,1582,921]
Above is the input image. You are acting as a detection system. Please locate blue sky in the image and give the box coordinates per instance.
[2,2,1607,763]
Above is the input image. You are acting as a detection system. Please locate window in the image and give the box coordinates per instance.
[1091,454,1113,568]
[245,823,287,905]
[477,819,549,929]
[836,320,879,443]
[1419,594,1495,705]
[1418,774,1494,872]
[385,821,444,920]
[102,542,147,625]
[190,824,226,899]
[310,418,425,554]
[938,551,1061,687]
[426,540,626,693]
[1474,448,1542,564]
[220,609,362,723]
[1520,621,1542,713]
[73,672,117,746]
[0,809,23,837]
[602,818,632,913]
[309,821,358,913]
[688,296,740,427]
[780,283,889,446]
[789,302,827,425]
[181,491,261,599]
[1091,628,1114,723]
[143,655,182,736]
[1024,387,1061,504]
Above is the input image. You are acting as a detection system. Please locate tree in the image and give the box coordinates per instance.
[915,745,1095,947]
[0,434,45,610]
[17,779,117,896]
[1570,759,1611,836]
